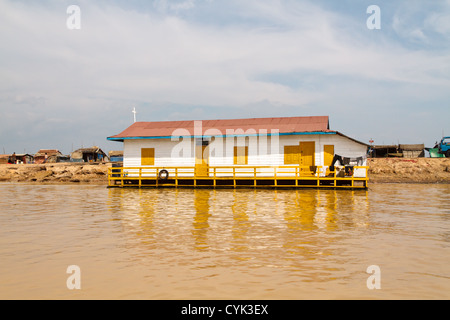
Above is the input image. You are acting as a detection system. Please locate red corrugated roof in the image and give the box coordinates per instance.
[35,149,61,156]
[108,116,332,139]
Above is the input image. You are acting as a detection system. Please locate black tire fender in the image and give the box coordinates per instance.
[158,169,169,180]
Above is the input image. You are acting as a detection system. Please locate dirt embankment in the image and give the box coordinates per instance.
[0,162,111,184]
[0,158,449,184]
[367,158,450,183]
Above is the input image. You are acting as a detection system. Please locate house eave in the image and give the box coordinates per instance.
[107,131,338,142]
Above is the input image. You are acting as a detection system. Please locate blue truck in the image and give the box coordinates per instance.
[438,137,450,157]
[428,137,450,158]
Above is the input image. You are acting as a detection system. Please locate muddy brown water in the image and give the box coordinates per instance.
[0,183,448,299]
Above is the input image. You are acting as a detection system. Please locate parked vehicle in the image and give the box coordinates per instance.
[437,137,450,157]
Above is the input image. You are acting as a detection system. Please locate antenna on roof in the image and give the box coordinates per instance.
[132,107,137,123]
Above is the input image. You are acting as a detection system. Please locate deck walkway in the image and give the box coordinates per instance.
[107,165,369,189]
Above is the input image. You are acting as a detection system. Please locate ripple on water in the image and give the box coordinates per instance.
[0,183,449,299]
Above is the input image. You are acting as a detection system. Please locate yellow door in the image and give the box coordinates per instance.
[299,141,315,175]
[324,145,334,176]
[195,145,209,177]
[141,148,155,166]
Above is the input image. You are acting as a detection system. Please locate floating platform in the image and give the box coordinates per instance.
[107,165,369,189]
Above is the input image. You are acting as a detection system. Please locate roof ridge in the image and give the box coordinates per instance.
[108,115,331,140]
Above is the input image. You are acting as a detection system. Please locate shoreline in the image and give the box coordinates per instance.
[0,158,449,185]
[367,157,450,184]
[0,162,111,185]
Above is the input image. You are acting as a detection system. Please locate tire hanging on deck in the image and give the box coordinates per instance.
[158,169,169,180]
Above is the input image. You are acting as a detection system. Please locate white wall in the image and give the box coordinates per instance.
[123,133,368,168]
[208,134,367,167]
[123,138,195,168]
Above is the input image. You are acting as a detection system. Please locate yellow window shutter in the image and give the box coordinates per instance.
[234,146,248,165]
[141,148,155,165]
[284,146,299,164]
[323,145,334,166]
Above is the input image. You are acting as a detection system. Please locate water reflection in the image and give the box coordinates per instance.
[3,183,450,299]
[192,190,211,251]
[321,190,338,230]
[231,190,251,254]
[283,190,318,231]
[283,190,319,261]
[106,187,370,259]
[135,189,157,244]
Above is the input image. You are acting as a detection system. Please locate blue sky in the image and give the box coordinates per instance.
[0,0,449,155]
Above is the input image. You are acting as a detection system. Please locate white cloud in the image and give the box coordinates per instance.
[0,0,449,152]
[392,0,450,46]
[170,0,196,11]
[1,0,447,103]
[425,12,450,36]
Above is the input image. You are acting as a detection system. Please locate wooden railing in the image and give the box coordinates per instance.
[108,165,369,188]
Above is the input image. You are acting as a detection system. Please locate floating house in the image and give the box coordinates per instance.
[108,151,124,162]
[70,147,108,163]
[400,144,425,158]
[107,116,369,189]
[371,144,424,158]
[34,149,63,164]
[0,153,34,164]
[13,153,34,164]
[0,154,10,164]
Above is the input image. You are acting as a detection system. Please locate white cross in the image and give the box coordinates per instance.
[132,107,137,123]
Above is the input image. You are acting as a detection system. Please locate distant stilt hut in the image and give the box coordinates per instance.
[108,151,124,162]
[371,144,424,158]
[34,149,63,164]
[70,147,108,163]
